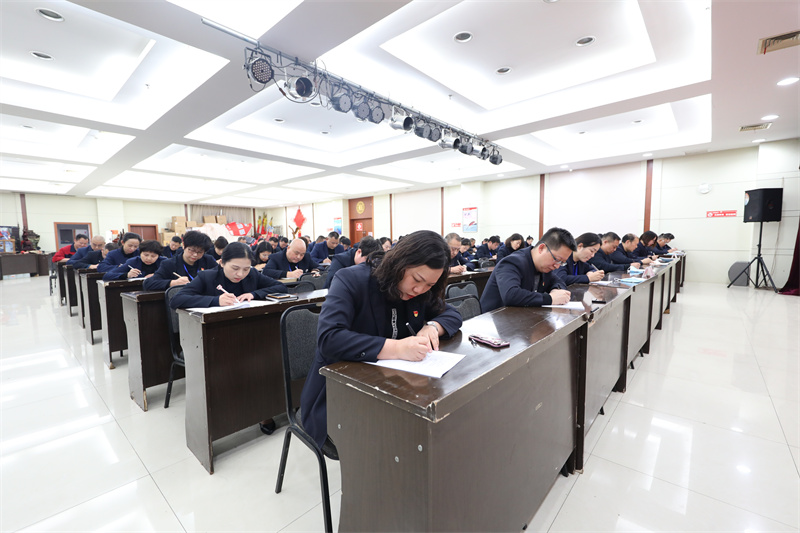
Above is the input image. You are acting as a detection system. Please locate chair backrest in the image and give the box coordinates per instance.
[445,281,479,300]
[288,281,316,294]
[164,286,184,359]
[479,259,495,268]
[280,303,322,415]
[300,272,327,290]
[446,294,482,321]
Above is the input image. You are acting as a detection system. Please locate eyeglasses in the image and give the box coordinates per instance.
[545,244,567,267]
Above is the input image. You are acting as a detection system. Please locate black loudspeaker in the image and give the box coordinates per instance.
[743,188,783,223]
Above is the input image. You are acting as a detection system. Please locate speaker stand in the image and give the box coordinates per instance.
[728,221,778,292]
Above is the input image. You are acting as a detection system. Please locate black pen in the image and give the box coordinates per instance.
[405,322,417,336]
[589,263,598,271]
[592,299,607,304]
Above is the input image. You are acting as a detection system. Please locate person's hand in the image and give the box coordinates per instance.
[631,262,642,269]
[219,293,238,306]
[417,322,441,351]
[286,269,303,279]
[451,264,466,274]
[237,292,254,302]
[550,289,571,305]
[587,270,605,282]
[127,268,141,278]
[255,264,265,271]
[89,264,98,270]
[322,258,331,265]
[144,273,154,278]
[394,336,430,361]
[170,276,190,287]
[641,258,652,265]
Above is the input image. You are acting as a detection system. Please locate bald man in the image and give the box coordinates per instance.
[65,235,104,265]
[262,238,320,280]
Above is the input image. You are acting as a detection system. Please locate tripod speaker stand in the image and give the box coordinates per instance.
[727,221,778,292]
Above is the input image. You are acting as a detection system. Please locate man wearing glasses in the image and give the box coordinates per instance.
[480,227,575,313]
[143,232,217,291]
[445,232,475,275]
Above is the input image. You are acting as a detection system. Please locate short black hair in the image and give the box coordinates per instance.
[138,240,163,254]
[75,234,89,241]
[621,233,638,244]
[356,236,380,257]
[666,233,675,240]
[214,236,228,249]
[340,236,351,246]
[269,237,279,244]
[461,238,470,246]
[183,231,212,250]
[602,232,621,242]
[104,243,120,252]
[171,236,182,244]
[220,242,253,263]
[574,232,601,248]
[539,227,577,252]
[121,232,142,243]
[488,236,501,244]
[328,231,340,239]
[280,237,289,244]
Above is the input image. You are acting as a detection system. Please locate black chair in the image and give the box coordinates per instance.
[445,280,479,300]
[48,261,58,296]
[287,281,315,294]
[164,285,185,408]
[479,259,496,268]
[446,294,482,321]
[275,303,336,533]
[300,272,327,290]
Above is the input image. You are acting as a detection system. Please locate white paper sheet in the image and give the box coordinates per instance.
[366,350,466,379]
[186,300,275,314]
[542,301,587,310]
[590,280,616,286]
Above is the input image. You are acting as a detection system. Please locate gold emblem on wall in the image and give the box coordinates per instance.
[356,201,366,215]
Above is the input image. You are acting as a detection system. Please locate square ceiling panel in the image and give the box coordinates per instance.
[133,145,322,184]
[0,156,96,182]
[166,0,303,40]
[0,177,77,195]
[362,150,522,184]
[0,113,134,164]
[245,187,342,203]
[87,185,206,203]
[0,1,228,129]
[380,0,655,111]
[105,170,254,195]
[197,195,275,208]
[285,174,409,195]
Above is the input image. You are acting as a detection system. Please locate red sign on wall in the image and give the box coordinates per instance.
[706,210,737,218]
[356,222,363,231]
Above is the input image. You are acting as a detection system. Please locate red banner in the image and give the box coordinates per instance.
[706,210,737,218]
[225,222,252,236]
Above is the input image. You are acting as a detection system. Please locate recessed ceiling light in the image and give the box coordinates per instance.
[321,131,330,135]
[575,36,595,47]
[643,152,653,157]
[543,0,559,3]
[273,118,285,123]
[777,77,799,86]
[497,174,504,177]
[30,51,53,60]
[761,114,779,120]
[454,31,473,43]
[446,181,454,185]
[21,124,33,129]
[560,165,569,169]
[496,67,512,75]
[752,138,766,143]
[36,8,64,22]
[632,119,643,124]
[578,131,586,135]
[310,101,321,107]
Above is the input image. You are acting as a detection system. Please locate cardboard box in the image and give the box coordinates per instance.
[203,215,217,223]
[186,221,200,228]
[216,215,227,224]
[168,222,187,233]
[171,216,186,223]
[160,231,176,246]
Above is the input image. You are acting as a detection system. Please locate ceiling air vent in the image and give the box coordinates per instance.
[739,122,772,132]
[758,30,800,54]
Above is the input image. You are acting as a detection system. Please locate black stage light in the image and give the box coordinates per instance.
[439,135,461,150]
[428,126,442,142]
[368,105,385,124]
[353,101,371,120]
[332,93,352,113]
[248,57,273,84]
[489,151,503,165]
[390,115,414,131]
[287,76,314,98]
[471,144,489,160]
[458,140,474,155]
[414,122,431,139]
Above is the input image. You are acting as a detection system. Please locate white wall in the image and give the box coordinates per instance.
[26,194,100,252]
[312,200,345,237]
[481,176,540,240]
[392,189,441,237]
[0,192,22,227]
[373,194,391,239]
[123,200,185,230]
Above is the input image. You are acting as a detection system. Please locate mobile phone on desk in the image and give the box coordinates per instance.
[266,293,298,301]
[469,334,510,348]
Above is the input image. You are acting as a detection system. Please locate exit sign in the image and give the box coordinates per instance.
[707,210,737,218]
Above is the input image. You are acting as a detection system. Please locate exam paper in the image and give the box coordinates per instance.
[542,301,586,310]
[590,280,616,286]
[186,300,274,314]
[366,350,466,379]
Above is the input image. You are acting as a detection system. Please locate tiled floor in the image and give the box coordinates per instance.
[1,276,798,532]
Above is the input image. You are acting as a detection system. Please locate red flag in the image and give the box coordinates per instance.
[225,222,252,236]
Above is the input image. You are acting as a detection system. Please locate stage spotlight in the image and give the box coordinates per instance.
[458,139,474,155]
[489,151,503,165]
[439,135,461,150]
[353,101,370,120]
[389,115,414,131]
[471,144,489,160]
[247,56,273,84]
[332,93,352,113]
[286,76,314,98]
[368,105,385,124]
[428,125,442,142]
[414,122,431,139]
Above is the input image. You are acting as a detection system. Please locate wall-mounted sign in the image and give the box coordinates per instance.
[462,207,477,233]
[356,222,363,231]
[706,210,737,218]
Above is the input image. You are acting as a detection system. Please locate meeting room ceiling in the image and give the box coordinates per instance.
[0,0,798,208]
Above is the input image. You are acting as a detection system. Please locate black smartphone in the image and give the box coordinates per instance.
[266,293,297,301]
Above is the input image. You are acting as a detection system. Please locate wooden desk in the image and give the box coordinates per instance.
[122,291,181,411]
[323,306,583,532]
[178,289,328,473]
[57,262,67,305]
[80,271,105,344]
[446,267,493,297]
[98,279,144,369]
[37,253,52,276]
[75,268,93,328]
[63,265,80,317]
[0,253,38,279]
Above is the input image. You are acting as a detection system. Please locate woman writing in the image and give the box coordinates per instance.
[170,242,287,309]
[300,230,463,458]
[496,233,524,261]
[253,241,273,271]
[97,232,141,273]
[554,232,606,286]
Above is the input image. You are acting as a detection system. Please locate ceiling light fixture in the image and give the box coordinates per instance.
[489,150,503,166]
[285,76,315,99]
[454,32,473,43]
[575,36,596,47]
[247,57,273,84]
[496,67,512,75]
[36,8,64,22]
[458,140,474,156]
[761,114,779,120]
[331,93,352,113]
[632,120,643,124]
[428,125,442,142]
[471,144,490,160]
[777,76,799,86]
[414,121,432,140]
[273,118,285,123]
[752,138,766,143]
[642,152,653,157]
[439,135,461,150]
[30,51,53,60]
[353,101,371,121]
[389,113,413,131]
[368,103,385,124]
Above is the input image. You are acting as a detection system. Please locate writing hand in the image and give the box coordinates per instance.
[237,293,254,302]
[417,323,440,351]
[550,289,571,305]
[219,293,238,306]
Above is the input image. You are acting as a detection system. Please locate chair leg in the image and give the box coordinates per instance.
[275,429,292,494]
[164,362,175,408]
[315,449,334,533]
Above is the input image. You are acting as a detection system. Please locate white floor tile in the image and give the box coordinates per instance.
[117,400,193,473]
[279,490,342,533]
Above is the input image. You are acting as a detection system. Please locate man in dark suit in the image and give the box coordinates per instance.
[144,232,216,291]
[480,227,574,313]
[66,235,105,265]
[588,232,630,272]
[324,236,381,289]
[162,236,183,258]
[445,232,474,274]
[476,235,501,260]
[611,233,654,266]
[310,231,344,264]
[263,238,319,279]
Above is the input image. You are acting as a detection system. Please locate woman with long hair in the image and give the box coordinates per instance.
[496,233,524,261]
[554,232,606,285]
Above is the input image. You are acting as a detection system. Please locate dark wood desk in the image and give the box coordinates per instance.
[63,265,80,317]
[80,271,105,344]
[75,268,93,328]
[122,291,181,411]
[178,289,328,474]
[57,262,67,305]
[446,267,493,297]
[98,279,144,369]
[323,306,584,532]
[0,253,39,279]
[37,253,52,276]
